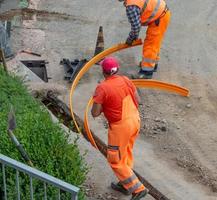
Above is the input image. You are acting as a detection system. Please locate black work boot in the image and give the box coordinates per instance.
[111,182,131,195]
[132,69,154,79]
[153,63,158,72]
[131,188,149,200]
[138,62,158,72]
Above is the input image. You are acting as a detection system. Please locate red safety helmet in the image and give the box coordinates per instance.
[100,57,120,75]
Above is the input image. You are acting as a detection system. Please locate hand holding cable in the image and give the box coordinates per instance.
[126,5,141,45]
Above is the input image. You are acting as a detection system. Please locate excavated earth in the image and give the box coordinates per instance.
[3,0,217,199]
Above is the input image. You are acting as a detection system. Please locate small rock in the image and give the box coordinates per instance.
[153,127,158,131]
[161,126,167,132]
[186,103,192,108]
[212,181,217,192]
[97,194,103,199]
[154,117,161,122]
[153,130,160,134]
[162,119,167,124]
[177,148,181,152]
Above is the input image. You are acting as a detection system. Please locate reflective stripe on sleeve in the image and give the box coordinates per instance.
[143,0,161,25]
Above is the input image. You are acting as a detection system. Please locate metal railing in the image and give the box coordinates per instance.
[0,154,79,200]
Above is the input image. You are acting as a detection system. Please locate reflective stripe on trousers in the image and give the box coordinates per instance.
[141,10,171,70]
[107,95,145,194]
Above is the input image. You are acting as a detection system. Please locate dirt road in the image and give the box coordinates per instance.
[9,0,217,199]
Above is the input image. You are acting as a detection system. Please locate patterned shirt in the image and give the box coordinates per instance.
[126,5,141,40]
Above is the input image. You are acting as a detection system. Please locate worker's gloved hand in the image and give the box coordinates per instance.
[125,37,134,46]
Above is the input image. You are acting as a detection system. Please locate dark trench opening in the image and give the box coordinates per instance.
[21,60,49,82]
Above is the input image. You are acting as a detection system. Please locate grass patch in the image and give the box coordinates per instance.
[0,67,88,199]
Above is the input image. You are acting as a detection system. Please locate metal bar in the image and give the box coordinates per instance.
[2,164,7,200]
[7,108,34,167]
[44,182,47,200]
[7,130,33,167]
[16,170,20,200]
[71,193,78,200]
[0,154,79,195]
[58,189,61,200]
[30,176,33,200]
[6,21,11,38]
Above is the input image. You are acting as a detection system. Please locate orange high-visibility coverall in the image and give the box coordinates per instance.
[93,75,145,194]
[126,0,171,71]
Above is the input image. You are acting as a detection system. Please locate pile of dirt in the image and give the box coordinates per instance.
[0,7,92,22]
[139,95,217,193]
[28,82,68,97]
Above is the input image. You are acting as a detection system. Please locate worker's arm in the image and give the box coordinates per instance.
[126,5,141,45]
[91,102,102,118]
[92,84,104,118]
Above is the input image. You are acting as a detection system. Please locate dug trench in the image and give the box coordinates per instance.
[0,8,94,24]
[40,91,170,200]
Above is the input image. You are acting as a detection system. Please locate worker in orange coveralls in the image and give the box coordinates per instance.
[119,0,171,79]
[91,57,149,200]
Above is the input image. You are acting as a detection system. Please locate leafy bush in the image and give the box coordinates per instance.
[0,68,88,199]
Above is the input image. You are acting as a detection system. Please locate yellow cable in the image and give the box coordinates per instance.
[84,80,189,148]
[69,39,190,149]
[69,39,143,133]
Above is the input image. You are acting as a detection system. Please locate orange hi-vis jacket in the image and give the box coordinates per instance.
[125,0,166,26]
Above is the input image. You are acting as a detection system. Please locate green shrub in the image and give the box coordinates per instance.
[0,68,88,199]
